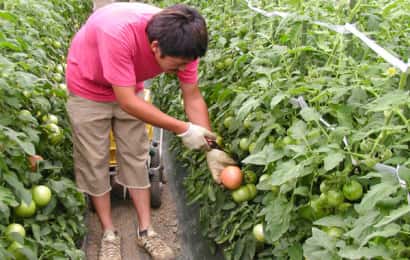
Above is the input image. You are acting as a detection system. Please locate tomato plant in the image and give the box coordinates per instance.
[0,0,91,258]
[151,0,410,258]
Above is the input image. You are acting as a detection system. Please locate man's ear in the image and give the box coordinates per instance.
[150,40,160,54]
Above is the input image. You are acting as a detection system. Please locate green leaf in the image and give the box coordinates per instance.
[338,245,392,259]
[261,195,293,243]
[355,183,398,215]
[303,228,341,260]
[300,107,321,122]
[288,243,303,260]
[375,205,410,228]
[3,172,32,204]
[345,211,380,243]
[1,125,35,155]
[232,235,245,260]
[323,152,345,171]
[242,144,284,165]
[270,160,313,186]
[360,223,401,247]
[314,215,346,228]
[289,120,307,140]
[236,97,260,121]
[31,223,41,242]
[0,186,18,220]
[208,184,216,202]
[270,93,287,109]
[0,10,19,24]
[365,90,409,112]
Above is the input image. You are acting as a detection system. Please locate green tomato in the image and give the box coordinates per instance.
[216,62,225,70]
[52,40,62,49]
[244,170,257,184]
[282,136,294,145]
[45,123,60,134]
[239,138,250,151]
[252,224,265,242]
[325,227,344,239]
[381,149,393,161]
[48,132,64,144]
[216,135,223,147]
[223,116,233,128]
[232,186,250,203]
[248,142,256,154]
[32,185,52,207]
[319,180,331,193]
[7,242,26,260]
[14,200,36,218]
[342,180,363,201]
[243,116,252,129]
[5,223,26,241]
[58,83,67,90]
[325,190,344,207]
[56,64,64,73]
[299,205,314,221]
[337,202,352,212]
[43,114,59,124]
[18,110,32,122]
[360,140,372,153]
[224,58,233,67]
[53,73,63,82]
[363,158,377,168]
[271,186,279,195]
[246,184,257,199]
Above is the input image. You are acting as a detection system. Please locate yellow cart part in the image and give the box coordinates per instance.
[110,89,153,166]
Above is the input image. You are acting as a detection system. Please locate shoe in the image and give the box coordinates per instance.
[98,230,121,260]
[136,227,175,260]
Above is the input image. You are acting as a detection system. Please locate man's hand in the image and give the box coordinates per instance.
[177,123,216,150]
[206,149,236,184]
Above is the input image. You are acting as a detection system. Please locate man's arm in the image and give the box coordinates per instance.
[180,82,212,130]
[113,86,188,134]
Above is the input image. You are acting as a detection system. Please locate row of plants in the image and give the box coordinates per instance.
[0,0,91,259]
[151,0,410,259]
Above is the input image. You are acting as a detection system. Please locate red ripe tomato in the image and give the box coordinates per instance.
[221,166,243,190]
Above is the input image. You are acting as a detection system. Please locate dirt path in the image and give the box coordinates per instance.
[84,183,182,260]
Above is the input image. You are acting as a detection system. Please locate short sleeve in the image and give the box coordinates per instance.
[177,58,199,84]
[96,29,136,87]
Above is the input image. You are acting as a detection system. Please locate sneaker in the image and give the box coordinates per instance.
[136,227,175,260]
[98,230,121,260]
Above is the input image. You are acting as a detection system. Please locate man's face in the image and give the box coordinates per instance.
[151,41,193,74]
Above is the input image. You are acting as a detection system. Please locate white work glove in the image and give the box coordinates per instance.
[177,123,216,150]
[206,149,237,184]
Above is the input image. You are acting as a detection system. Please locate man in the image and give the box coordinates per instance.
[66,2,235,260]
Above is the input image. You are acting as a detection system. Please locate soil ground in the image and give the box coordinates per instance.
[84,182,182,259]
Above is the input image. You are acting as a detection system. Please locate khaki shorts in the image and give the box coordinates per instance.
[66,93,149,196]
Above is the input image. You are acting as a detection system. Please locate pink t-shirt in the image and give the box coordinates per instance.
[66,3,199,102]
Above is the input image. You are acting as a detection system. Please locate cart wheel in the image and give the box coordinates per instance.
[150,179,162,209]
[150,167,162,208]
[149,145,160,168]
